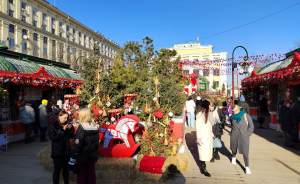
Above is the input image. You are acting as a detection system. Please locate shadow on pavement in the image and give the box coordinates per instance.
[253,122,300,156]
[185,131,245,173]
[185,131,201,172]
[159,164,186,184]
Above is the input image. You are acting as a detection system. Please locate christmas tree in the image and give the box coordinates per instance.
[80,37,186,156]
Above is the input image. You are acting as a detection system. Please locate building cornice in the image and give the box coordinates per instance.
[0,12,94,53]
[31,0,119,49]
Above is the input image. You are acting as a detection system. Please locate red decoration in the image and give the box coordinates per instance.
[153,109,164,119]
[0,66,82,89]
[139,156,166,174]
[190,72,197,86]
[108,108,122,117]
[99,115,142,157]
[294,52,300,62]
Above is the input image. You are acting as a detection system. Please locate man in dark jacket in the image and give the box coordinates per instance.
[279,101,294,147]
[292,96,300,143]
[48,110,74,184]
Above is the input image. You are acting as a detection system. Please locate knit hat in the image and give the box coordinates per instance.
[42,99,48,105]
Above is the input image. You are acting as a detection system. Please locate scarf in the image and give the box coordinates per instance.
[231,110,245,123]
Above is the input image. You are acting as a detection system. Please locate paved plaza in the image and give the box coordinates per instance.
[0,124,299,184]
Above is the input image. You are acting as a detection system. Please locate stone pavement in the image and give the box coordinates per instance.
[0,126,299,184]
[0,141,51,184]
[183,126,300,184]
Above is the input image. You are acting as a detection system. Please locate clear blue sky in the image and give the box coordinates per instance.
[51,0,300,55]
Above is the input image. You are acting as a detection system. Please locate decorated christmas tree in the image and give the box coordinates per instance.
[80,37,186,156]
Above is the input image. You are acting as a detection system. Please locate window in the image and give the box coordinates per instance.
[9,0,13,4]
[21,2,26,9]
[42,13,47,21]
[51,17,55,34]
[193,69,200,75]
[43,37,48,58]
[213,69,220,76]
[52,40,56,60]
[33,33,38,56]
[42,24,46,32]
[21,15,26,22]
[203,69,209,76]
[33,33,38,41]
[8,24,15,33]
[8,9,14,17]
[33,20,37,27]
[58,43,64,62]
[213,81,219,89]
[8,25,15,49]
[59,22,63,37]
[22,29,28,52]
[43,37,48,44]
[183,70,189,75]
[67,46,71,64]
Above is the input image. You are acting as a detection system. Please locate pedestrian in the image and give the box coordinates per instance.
[279,100,295,147]
[292,96,300,143]
[230,100,254,174]
[48,110,74,184]
[39,99,49,142]
[185,95,196,128]
[196,100,213,177]
[68,108,99,184]
[210,101,223,162]
[19,101,35,144]
[258,96,270,129]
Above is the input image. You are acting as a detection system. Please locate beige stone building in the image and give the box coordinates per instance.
[0,0,119,68]
[171,42,228,92]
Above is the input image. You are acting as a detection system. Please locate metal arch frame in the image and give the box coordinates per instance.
[231,46,249,104]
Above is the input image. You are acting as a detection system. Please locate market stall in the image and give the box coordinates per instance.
[0,50,82,143]
[242,50,300,138]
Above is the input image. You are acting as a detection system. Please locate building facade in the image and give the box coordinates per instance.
[171,42,228,92]
[0,0,119,68]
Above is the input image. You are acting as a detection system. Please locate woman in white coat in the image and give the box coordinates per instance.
[196,100,213,177]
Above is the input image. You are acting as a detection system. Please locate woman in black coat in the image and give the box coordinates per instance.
[68,108,99,184]
[48,110,74,184]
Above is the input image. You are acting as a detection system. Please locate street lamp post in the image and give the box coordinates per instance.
[231,46,248,105]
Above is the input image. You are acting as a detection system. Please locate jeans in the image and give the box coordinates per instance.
[187,112,195,128]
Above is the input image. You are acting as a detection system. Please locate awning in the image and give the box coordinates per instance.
[242,52,300,87]
[0,56,82,89]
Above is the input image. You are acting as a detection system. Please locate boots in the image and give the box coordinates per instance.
[214,148,220,160]
[200,161,211,177]
[210,148,220,162]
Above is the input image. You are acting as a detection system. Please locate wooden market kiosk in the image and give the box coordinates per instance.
[0,48,82,143]
[242,49,300,138]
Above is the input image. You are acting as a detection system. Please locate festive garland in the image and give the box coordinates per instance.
[242,52,300,87]
[0,66,82,89]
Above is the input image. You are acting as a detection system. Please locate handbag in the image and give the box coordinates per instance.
[213,137,222,148]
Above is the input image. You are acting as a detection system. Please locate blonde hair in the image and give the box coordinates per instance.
[78,108,92,124]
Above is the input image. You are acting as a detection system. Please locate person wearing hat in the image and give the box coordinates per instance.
[39,99,49,142]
